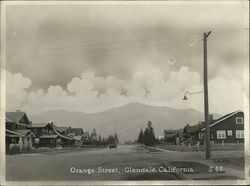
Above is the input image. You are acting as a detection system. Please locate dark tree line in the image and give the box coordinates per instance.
[137,121,156,147]
[107,133,119,145]
[83,128,119,146]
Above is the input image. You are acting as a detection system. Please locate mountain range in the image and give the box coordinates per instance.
[29,103,221,142]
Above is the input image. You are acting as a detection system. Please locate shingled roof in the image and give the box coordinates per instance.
[54,126,69,132]
[6,112,26,123]
[202,110,243,131]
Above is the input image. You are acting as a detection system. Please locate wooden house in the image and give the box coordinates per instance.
[183,124,202,141]
[164,129,184,145]
[30,123,75,147]
[199,111,244,144]
[69,128,84,136]
[53,125,74,146]
[5,111,34,153]
[29,122,59,147]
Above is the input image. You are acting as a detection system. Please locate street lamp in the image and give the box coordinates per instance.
[182,91,204,100]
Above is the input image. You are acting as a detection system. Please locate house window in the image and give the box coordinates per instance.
[236,130,244,138]
[217,130,226,139]
[35,138,39,144]
[227,130,232,136]
[236,117,244,124]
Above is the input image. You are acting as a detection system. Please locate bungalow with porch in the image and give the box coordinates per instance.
[29,122,59,148]
[5,111,34,153]
[30,123,75,147]
[69,128,84,146]
[53,125,74,146]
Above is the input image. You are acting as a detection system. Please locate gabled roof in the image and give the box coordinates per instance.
[6,112,26,123]
[53,129,72,140]
[202,110,243,131]
[30,123,50,128]
[69,128,84,136]
[54,126,69,132]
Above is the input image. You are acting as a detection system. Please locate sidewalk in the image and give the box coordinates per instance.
[154,147,177,153]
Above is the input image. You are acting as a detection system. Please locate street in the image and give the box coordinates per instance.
[6,145,245,181]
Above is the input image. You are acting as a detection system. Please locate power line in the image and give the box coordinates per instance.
[8,33,192,56]
[8,35,166,55]
[8,42,171,60]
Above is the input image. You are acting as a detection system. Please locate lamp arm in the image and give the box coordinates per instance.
[185,91,204,95]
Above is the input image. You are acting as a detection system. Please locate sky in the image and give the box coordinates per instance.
[4,1,249,115]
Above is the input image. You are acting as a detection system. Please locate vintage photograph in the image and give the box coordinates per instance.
[1,0,249,185]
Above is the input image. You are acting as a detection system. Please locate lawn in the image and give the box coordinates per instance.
[158,143,244,152]
[7,146,107,155]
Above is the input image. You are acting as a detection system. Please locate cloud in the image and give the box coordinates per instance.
[6,72,31,110]
[6,3,248,92]
[6,66,247,116]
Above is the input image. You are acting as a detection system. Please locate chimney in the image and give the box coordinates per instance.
[50,121,54,127]
[16,109,21,112]
[209,114,213,122]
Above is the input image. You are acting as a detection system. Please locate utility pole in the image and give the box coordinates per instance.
[203,31,211,159]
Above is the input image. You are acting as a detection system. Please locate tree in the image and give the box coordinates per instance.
[138,129,144,144]
[144,121,156,147]
[114,133,119,144]
[107,135,115,144]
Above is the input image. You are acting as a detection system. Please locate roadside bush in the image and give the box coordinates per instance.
[9,144,20,154]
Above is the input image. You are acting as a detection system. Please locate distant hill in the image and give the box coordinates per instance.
[29,103,221,142]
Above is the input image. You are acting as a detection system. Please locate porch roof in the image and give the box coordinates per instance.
[6,129,34,137]
[40,135,58,139]
[53,129,73,140]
